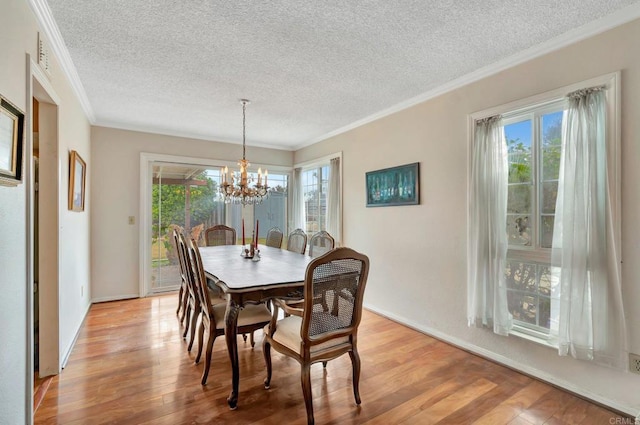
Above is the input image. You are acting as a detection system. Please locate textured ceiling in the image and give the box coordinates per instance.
[45,0,640,150]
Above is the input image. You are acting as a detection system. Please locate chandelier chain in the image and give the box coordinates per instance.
[242,100,247,160]
[218,99,269,205]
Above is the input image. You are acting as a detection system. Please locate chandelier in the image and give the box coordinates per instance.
[219,99,269,205]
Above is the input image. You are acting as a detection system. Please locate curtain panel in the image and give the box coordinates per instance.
[551,87,627,368]
[326,157,341,245]
[290,167,305,232]
[467,116,512,336]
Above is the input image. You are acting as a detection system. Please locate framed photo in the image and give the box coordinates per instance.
[366,162,419,207]
[68,150,86,211]
[0,95,25,186]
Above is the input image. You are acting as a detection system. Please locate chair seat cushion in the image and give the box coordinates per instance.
[269,315,349,354]
[211,303,272,330]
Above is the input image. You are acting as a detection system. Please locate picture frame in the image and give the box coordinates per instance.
[68,150,86,211]
[0,94,25,186]
[366,162,419,207]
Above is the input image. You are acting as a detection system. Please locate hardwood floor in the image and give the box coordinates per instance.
[34,295,627,424]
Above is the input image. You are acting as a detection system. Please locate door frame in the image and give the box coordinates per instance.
[26,53,62,422]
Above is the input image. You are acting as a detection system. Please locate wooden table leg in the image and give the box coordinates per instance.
[225,297,240,409]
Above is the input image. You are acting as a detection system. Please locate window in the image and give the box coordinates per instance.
[301,165,329,234]
[469,73,623,363]
[467,73,624,352]
[503,104,563,335]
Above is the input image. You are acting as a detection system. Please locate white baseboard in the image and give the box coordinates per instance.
[91,294,139,304]
[364,303,637,417]
[60,301,91,369]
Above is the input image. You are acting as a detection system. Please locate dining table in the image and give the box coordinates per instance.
[199,244,313,409]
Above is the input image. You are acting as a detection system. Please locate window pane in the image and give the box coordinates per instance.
[537,265,556,328]
[507,215,531,246]
[254,172,288,240]
[540,215,555,248]
[505,261,553,330]
[542,111,563,181]
[541,181,558,214]
[506,120,532,184]
[505,261,538,325]
[505,261,537,293]
[507,184,531,214]
[542,145,561,181]
[302,166,328,234]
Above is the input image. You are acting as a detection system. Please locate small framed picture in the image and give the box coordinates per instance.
[0,95,25,186]
[68,150,87,211]
[366,162,419,207]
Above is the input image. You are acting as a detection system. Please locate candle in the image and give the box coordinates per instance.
[257,167,262,185]
[255,220,259,249]
[264,169,268,187]
[242,218,245,245]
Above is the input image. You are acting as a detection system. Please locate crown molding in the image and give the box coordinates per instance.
[28,0,95,123]
[25,0,640,151]
[94,119,293,152]
[294,3,640,150]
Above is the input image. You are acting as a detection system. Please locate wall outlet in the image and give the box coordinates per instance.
[630,353,640,374]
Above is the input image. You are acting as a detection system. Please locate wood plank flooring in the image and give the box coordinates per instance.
[34,295,627,424]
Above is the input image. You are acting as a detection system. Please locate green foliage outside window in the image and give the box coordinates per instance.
[151,172,219,240]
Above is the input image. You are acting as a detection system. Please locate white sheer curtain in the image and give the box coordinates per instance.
[551,88,627,368]
[290,167,305,232]
[326,157,341,245]
[467,116,512,335]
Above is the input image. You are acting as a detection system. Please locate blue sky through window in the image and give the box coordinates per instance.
[505,120,532,149]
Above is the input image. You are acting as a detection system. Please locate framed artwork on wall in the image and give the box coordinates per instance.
[68,150,86,211]
[0,94,25,186]
[365,162,419,207]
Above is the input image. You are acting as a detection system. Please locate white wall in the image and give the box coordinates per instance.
[295,19,640,416]
[0,0,91,422]
[90,127,293,301]
[0,2,32,423]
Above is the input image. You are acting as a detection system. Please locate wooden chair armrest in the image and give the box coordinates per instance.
[273,298,304,317]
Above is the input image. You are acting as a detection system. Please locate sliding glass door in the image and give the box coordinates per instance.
[146,158,289,294]
[151,163,225,292]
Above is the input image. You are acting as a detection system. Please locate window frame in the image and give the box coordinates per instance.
[301,165,329,234]
[468,72,621,344]
[503,100,565,264]
[294,152,343,243]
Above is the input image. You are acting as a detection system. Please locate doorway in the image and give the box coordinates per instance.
[28,57,62,421]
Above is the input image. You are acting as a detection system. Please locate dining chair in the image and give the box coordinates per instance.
[172,228,189,324]
[204,224,236,246]
[176,232,201,351]
[186,238,272,385]
[308,230,335,258]
[285,228,307,254]
[265,227,284,248]
[263,247,370,425]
